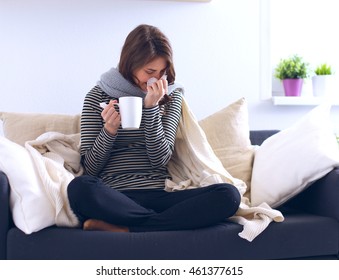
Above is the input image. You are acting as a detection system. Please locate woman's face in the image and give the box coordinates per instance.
[133,57,167,91]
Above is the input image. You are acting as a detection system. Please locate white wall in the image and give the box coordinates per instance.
[1,0,339,136]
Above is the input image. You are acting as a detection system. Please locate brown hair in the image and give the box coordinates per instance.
[118,24,176,86]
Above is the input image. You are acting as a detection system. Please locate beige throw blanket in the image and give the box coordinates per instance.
[166,97,284,241]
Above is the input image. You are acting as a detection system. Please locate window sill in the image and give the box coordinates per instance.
[272,96,339,106]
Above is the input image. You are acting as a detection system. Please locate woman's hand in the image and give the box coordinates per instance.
[101,100,121,136]
[144,78,168,108]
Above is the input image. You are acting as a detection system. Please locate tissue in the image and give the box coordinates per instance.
[99,102,108,109]
[147,74,167,87]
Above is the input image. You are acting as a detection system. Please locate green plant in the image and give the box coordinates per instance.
[314,63,333,75]
[274,54,311,80]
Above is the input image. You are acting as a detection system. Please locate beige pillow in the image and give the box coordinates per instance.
[0,112,80,146]
[199,98,255,193]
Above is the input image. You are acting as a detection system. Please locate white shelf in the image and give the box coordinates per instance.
[272,96,339,106]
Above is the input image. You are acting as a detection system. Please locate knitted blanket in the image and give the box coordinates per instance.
[165,97,284,241]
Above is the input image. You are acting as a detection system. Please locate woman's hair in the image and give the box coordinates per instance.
[118,24,176,86]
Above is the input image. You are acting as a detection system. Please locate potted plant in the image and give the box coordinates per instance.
[274,54,311,96]
[312,63,335,97]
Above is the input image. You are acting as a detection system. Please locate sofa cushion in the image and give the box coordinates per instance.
[251,103,339,208]
[199,98,255,193]
[6,211,338,260]
[0,112,80,146]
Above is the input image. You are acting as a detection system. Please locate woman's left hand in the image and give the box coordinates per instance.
[144,78,168,108]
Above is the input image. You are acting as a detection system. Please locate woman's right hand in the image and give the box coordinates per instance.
[101,100,121,136]
[144,78,168,108]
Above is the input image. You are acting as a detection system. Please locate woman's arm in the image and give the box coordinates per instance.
[80,87,116,176]
[144,90,183,168]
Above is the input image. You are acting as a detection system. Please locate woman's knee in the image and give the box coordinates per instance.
[67,175,98,202]
[213,183,241,215]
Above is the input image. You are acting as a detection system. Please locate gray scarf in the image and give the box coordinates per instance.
[97,67,183,98]
[97,67,146,98]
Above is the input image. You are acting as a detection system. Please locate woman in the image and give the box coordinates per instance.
[67,24,241,232]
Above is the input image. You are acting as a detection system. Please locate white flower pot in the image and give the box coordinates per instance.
[312,75,335,97]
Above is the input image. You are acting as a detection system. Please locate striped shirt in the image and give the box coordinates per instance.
[80,85,183,191]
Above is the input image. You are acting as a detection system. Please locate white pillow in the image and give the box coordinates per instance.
[0,136,55,234]
[251,102,339,208]
[199,98,255,192]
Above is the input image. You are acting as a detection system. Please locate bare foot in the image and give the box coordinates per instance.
[83,219,129,232]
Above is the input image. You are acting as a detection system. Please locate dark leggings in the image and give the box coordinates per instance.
[67,175,241,232]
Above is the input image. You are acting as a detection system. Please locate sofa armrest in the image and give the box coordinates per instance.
[0,171,11,259]
[283,167,339,221]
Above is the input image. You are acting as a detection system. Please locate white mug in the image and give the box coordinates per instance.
[115,96,143,129]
